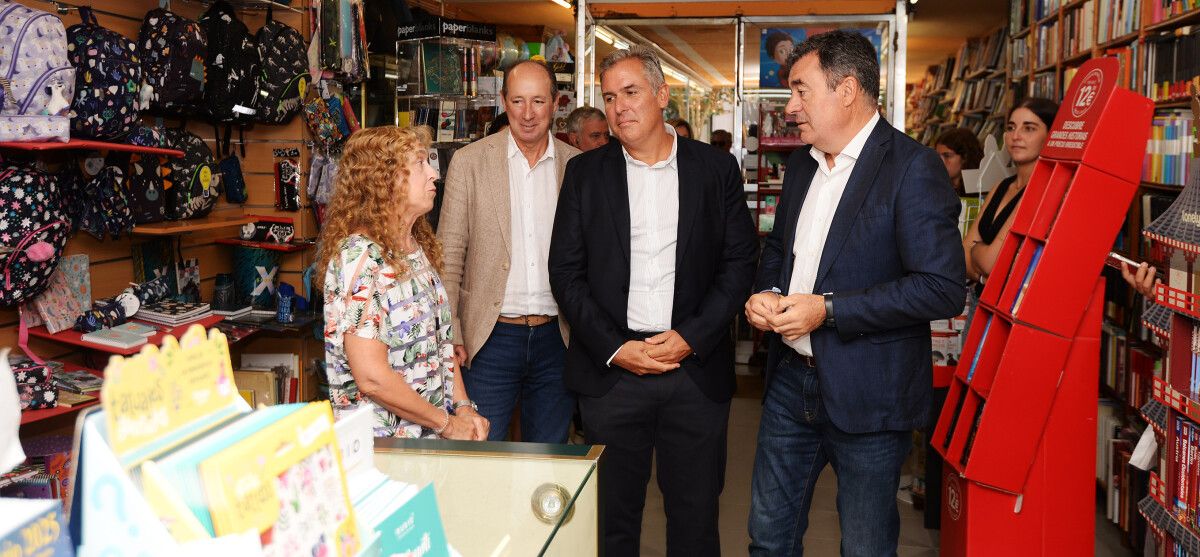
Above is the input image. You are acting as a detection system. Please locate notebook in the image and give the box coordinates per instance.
[81,328,149,350]
[111,322,158,337]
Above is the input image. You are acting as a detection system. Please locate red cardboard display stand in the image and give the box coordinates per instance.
[931,57,1153,555]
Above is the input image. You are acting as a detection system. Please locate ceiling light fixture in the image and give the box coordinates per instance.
[549,0,572,9]
[613,39,630,50]
[595,28,615,45]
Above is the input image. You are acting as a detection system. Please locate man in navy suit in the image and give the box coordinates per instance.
[745,31,966,555]
[549,46,757,556]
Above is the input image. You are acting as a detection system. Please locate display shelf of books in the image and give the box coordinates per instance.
[395,18,500,146]
[19,363,102,426]
[27,314,225,356]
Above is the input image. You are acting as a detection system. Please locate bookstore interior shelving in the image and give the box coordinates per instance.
[907,0,1200,552]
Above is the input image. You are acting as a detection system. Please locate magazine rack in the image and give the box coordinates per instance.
[931,57,1153,555]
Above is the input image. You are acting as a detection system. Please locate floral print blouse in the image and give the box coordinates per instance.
[323,234,455,438]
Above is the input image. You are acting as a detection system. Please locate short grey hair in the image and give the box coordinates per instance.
[599,44,666,92]
[566,106,605,134]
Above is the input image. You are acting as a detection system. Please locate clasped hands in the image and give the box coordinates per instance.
[612,330,692,376]
[745,291,826,341]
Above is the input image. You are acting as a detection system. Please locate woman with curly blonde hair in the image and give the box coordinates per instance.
[318,125,488,440]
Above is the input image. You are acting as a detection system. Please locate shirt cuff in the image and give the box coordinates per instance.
[606,345,622,367]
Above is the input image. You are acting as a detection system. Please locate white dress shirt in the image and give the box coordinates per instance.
[501,132,559,317]
[625,124,681,333]
[785,113,880,356]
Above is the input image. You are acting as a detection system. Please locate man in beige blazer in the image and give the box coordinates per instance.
[437,60,581,442]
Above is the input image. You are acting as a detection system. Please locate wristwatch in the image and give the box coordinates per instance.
[822,293,836,329]
[452,399,478,413]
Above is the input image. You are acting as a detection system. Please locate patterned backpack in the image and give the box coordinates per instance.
[0,163,69,306]
[125,125,167,223]
[253,7,307,125]
[0,1,75,142]
[161,128,219,220]
[75,152,131,240]
[137,8,206,114]
[199,1,260,123]
[66,7,141,139]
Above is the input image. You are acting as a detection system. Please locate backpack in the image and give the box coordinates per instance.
[76,152,131,240]
[253,7,307,125]
[0,1,75,142]
[137,8,206,114]
[0,163,69,306]
[161,128,219,220]
[125,125,166,223]
[199,1,261,123]
[66,7,141,139]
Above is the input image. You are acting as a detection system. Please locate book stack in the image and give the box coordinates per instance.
[53,369,103,396]
[1062,1,1095,57]
[1097,0,1139,43]
[1172,415,1200,530]
[1035,20,1060,68]
[1143,109,1194,186]
[81,328,148,350]
[135,300,212,327]
[1145,0,1199,27]
[1144,28,1200,102]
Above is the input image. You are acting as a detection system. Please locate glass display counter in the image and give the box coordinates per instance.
[373,439,602,556]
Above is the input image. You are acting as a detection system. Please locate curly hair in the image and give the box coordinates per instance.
[315,126,443,292]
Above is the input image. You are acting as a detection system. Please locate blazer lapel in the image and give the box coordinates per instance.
[674,141,699,273]
[602,143,631,264]
[780,151,818,292]
[489,133,513,259]
[814,121,891,287]
[554,139,570,190]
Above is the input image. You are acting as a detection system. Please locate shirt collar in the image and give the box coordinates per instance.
[621,123,679,170]
[506,129,556,165]
[810,112,880,165]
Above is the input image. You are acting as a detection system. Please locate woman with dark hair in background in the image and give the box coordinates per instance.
[936,128,984,196]
[668,117,693,139]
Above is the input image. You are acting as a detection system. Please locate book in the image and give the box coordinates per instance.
[55,390,97,408]
[0,498,74,556]
[52,370,104,394]
[212,305,252,318]
[421,42,465,95]
[1010,244,1044,314]
[111,322,158,337]
[81,328,150,350]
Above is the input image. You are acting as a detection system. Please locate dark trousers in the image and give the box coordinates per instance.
[579,368,731,557]
[749,353,912,557]
[463,321,574,443]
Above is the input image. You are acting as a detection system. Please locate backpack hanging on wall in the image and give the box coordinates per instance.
[0,1,75,142]
[125,124,167,223]
[137,7,206,114]
[161,128,218,220]
[254,6,308,125]
[0,163,70,306]
[199,1,261,123]
[75,152,132,240]
[66,7,141,139]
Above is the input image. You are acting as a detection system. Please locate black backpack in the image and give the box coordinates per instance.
[138,8,206,114]
[66,7,142,139]
[199,1,261,123]
[162,128,219,220]
[0,163,70,307]
[125,125,167,224]
[253,8,308,125]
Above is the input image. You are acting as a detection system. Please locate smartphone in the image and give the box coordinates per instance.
[1106,251,1164,280]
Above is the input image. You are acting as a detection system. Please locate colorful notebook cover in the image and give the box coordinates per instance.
[80,328,148,349]
[32,254,91,334]
[112,322,158,337]
[198,402,359,556]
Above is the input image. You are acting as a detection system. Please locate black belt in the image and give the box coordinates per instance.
[782,351,816,368]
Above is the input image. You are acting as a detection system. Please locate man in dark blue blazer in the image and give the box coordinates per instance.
[549,46,757,556]
[745,31,966,556]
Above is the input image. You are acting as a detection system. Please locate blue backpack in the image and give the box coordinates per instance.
[0,1,75,142]
[66,7,142,139]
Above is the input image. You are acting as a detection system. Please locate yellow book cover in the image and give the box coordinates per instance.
[198,402,359,557]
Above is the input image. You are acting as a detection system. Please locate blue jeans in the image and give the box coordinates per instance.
[749,354,912,556]
[463,321,574,443]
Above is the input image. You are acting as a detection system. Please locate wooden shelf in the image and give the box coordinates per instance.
[1062,49,1091,66]
[1145,8,1200,33]
[27,315,226,356]
[1061,0,1088,10]
[215,238,315,252]
[20,364,101,426]
[1012,27,1031,40]
[132,214,255,236]
[1097,32,1139,51]
[1141,181,1185,192]
[0,138,184,157]
[1034,62,1058,74]
[1154,99,1192,108]
[1035,12,1058,26]
[964,68,991,81]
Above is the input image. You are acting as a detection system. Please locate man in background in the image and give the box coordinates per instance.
[565,106,609,152]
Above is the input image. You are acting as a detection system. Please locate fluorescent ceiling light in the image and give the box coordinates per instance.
[661,65,687,82]
[549,0,571,9]
[595,28,614,45]
[613,39,629,50]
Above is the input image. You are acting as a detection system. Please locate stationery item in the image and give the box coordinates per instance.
[111,322,158,337]
[32,254,91,334]
[55,390,97,408]
[72,300,127,333]
[81,328,149,350]
[274,149,301,212]
[17,383,57,410]
[0,498,75,556]
[276,282,295,323]
[136,300,212,325]
[52,370,104,394]
[233,370,279,406]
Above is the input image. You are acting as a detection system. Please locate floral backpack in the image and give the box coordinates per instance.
[66,7,142,139]
[0,1,75,142]
[0,163,69,307]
